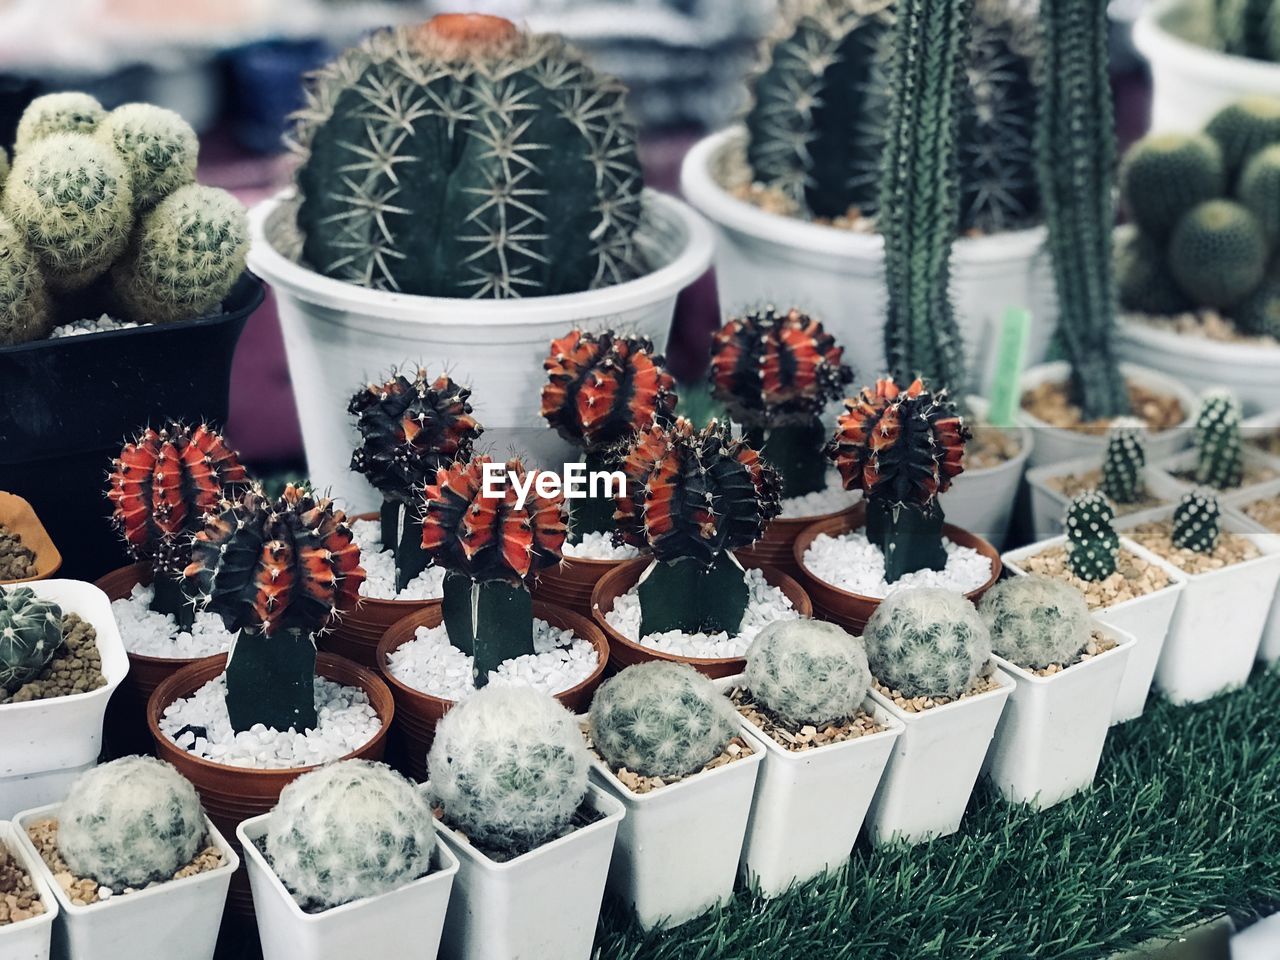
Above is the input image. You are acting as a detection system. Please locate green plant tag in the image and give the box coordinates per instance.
[987,307,1032,427]
[637,554,749,636]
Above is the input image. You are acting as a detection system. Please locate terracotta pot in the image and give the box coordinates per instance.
[737,502,864,579]
[148,652,393,915]
[589,559,812,679]
[791,512,1002,633]
[0,491,61,583]
[531,555,628,617]
[377,601,609,781]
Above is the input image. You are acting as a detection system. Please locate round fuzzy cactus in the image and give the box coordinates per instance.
[1119,133,1225,240]
[291,15,644,298]
[1169,200,1268,310]
[744,618,870,727]
[267,760,436,911]
[1099,417,1147,505]
[1173,489,1222,553]
[14,93,105,154]
[1205,96,1280,184]
[58,756,205,889]
[0,213,51,345]
[0,585,63,694]
[1193,389,1244,490]
[1238,144,1280,246]
[1114,226,1191,316]
[1064,490,1120,582]
[428,685,589,855]
[589,662,739,780]
[979,575,1091,669]
[862,588,991,700]
[95,104,198,211]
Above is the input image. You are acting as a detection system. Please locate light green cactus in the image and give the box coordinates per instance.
[1172,489,1221,553]
[1193,389,1245,489]
[0,585,63,693]
[95,103,199,211]
[1064,490,1120,582]
[978,575,1091,669]
[1099,416,1147,505]
[861,588,991,700]
[0,214,52,346]
[14,93,105,154]
[744,618,871,727]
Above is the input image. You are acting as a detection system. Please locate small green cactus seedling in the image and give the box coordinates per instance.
[589,662,738,780]
[1173,490,1222,553]
[95,103,198,210]
[14,93,105,154]
[1193,389,1245,489]
[1064,491,1120,582]
[429,685,589,856]
[1114,226,1191,316]
[744,619,870,727]
[979,575,1091,669]
[1205,96,1280,184]
[267,760,435,911]
[1099,417,1147,505]
[1169,200,1268,310]
[861,588,991,700]
[58,756,206,889]
[0,213,52,346]
[0,585,63,693]
[1119,132,1225,239]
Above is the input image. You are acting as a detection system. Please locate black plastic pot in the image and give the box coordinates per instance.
[0,273,264,580]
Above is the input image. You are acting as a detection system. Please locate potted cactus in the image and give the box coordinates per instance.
[246,13,713,513]
[237,760,459,960]
[0,492,61,584]
[585,661,764,930]
[428,685,624,960]
[13,756,238,960]
[1154,389,1280,493]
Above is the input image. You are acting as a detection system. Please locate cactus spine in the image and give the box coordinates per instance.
[1193,389,1245,489]
[1173,489,1222,552]
[862,588,991,699]
[14,93,105,154]
[1099,417,1147,505]
[979,575,1091,669]
[94,104,198,211]
[1064,490,1120,582]
[744,618,870,726]
[0,585,63,694]
[0,213,51,345]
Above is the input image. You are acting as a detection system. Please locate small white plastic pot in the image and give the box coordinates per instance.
[433,783,623,960]
[714,677,903,898]
[1150,448,1280,499]
[248,188,715,513]
[939,397,1034,550]
[680,127,1057,394]
[1002,536,1187,725]
[863,670,1013,847]
[0,580,129,819]
[0,819,57,960]
[983,621,1135,810]
[13,803,237,960]
[1223,477,1280,663]
[1026,455,1185,541]
[589,727,765,930]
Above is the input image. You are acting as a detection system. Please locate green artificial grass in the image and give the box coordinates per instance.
[594,666,1280,959]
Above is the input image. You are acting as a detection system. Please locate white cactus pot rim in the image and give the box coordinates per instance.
[1105,503,1280,581]
[957,396,1034,479]
[1118,314,1280,366]
[586,725,767,804]
[867,667,1017,722]
[1222,475,1280,515]
[1001,534,1190,612]
[990,623,1137,686]
[0,818,58,927]
[1018,361,1199,434]
[1133,0,1280,90]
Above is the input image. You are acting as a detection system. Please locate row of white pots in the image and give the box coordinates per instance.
[1222,478,1280,663]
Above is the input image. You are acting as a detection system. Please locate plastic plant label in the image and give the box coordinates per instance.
[987,307,1032,428]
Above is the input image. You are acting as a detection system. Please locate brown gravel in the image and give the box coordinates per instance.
[0,842,45,926]
[1029,631,1118,677]
[1021,379,1185,436]
[966,425,1024,471]
[1247,429,1280,457]
[24,819,223,905]
[0,526,36,582]
[729,687,885,752]
[1017,545,1172,609]
[1046,469,1166,516]
[871,670,1004,713]
[1170,463,1279,489]
[1128,519,1262,574]
[1125,308,1277,345]
[1242,494,1280,532]
[0,614,105,705]
[581,723,755,795]
[728,181,877,233]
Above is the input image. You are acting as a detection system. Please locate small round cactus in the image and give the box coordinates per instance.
[979,576,1091,669]
[1193,389,1245,489]
[1064,491,1120,582]
[1099,417,1147,505]
[14,93,105,154]
[1168,200,1268,310]
[0,213,51,346]
[1235,275,1280,339]
[1237,144,1280,246]
[95,103,198,210]
[1119,132,1225,239]
[428,685,589,855]
[589,662,739,779]
[1114,226,1191,316]
[861,588,992,700]
[1205,96,1280,183]
[58,756,206,889]
[1173,489,1222,553]
[0,586,63,693]
[267,760,436,910]
[744,619,870,727]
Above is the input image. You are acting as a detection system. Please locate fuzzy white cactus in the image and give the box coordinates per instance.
[745,618,871,726]
[0,213,51,346]
[979,575,1091,669]
[95,103,198,210]
[14,93,105,154]
[862,588,992,699]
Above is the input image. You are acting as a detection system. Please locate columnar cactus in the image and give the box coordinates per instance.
[827,378,969,582]
[744,618,870,726]
[1099,417,1147,505]
[978,575,1091,669]
[0,585,63,694]
[94,104,198,210]
[267,760,436,910]
[14,93,105,154]
[589,662,739,779]
[1173,490,1222,553]
[0,213,51,345]
[1194,389,1245,489]
[290,14,645,298]
[708,306,853,497]
[58,757,205,889]
[428,685,589,855]
[1064,490,1120,582]
[861,588,991,700]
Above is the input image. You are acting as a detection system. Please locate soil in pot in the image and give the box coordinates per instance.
[536,535,641,616]
[1015,545,1172,609]
[871,671,1005,714]
[727,686,885,752]
[1125,308,1277,347]
[582,723,755,795]
[438,801,606,865]
[1241,493,1280,530]
[0,614,105,706]
[1021,378,1186,436]
[0,841,44,926]
[1248,428,1280,458]
[1045,469,1169,517]
[966,425,1024,471]
[1127,520,1262,574]
[1024,631,1119,678]
[0,525,37,582]
[774,474,861,522]
[0,493,61,584]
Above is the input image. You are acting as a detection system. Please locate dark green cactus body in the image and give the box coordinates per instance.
[1235,275,1280,337]
[1193,390,1245,489]
[1169,200,1268,310]
[1064,490,1120,582]
[1205,97,1280,186]
[0,586,63,693]
[1119,133,1225,240]
[1173,490,1221,553]
[1114,226,1191,316]
[1099,418,1146,505]
[1238,144,1280,245]
[1217,0,1280,62]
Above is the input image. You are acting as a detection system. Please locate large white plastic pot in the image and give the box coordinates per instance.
[1134,0,1280,133]
[589,728,764,930]
[248,189,714,513]
[0,580,128,819]
[13,804,237,960]
[433,783,623,960]
[1026,455,1185,541]
[1223,478,1280,662]
[680,128,1057,394]
[941,398,1034,549]
[863,670,1013,847]
[983,621,1134,810]
[1002,536,1187,725]
[0,819,57,960]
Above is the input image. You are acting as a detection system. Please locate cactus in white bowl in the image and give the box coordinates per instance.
[744,619,870,727]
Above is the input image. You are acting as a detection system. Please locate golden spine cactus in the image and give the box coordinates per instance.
[94,103,198,210]
[0,213,51,345]
[14,93,105,154]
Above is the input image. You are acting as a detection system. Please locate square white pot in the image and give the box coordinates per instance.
[983,621,1135,810]
[434,783,623,960]
[713,676,903,898]
[1150,448,1280,499]
[0,580,129,819]
[1002,536,1187,724]
[237,799,459,960]
[13,803,237,960]
[0,819,57,960]
[1026,456,1183,541]
[863,670,1013,847]
[589,727,765,930]
[1222,477,1280,663]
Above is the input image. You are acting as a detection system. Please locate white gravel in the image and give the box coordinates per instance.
[111,584,238,659]
[802,531,992,598]
[158,675,382,769]
[50,314,141,338]
[777,474,861,520]
[386,617,599,701]
[605,566,799,659]
[562,531,640,560]
[352,519,445,601]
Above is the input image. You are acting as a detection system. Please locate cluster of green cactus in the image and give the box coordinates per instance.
[1174,0,1280,61]
[1099,417,1148,505]
[0,585,63,693]
[744,618,870,726]
[979,575,1091,669]
[1173,489,1222,552]
[861,588,991,700]
[1193,389,1245,489]
[1064,490,1120,582]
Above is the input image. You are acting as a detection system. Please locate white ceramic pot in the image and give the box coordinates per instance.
[1222,478,1280,663]
[714,677,902,899]
[13,804,237,960]
[0,580,128,819]
[942,398,1034,549]
[433,783,623,960]
[863,670,1013,847]
[679,127,1057,394]
[1019,361,1197,469]
[983,621,1135,810]
[589,727,764,930]
[1134,0,1280,133]
[247,189,714,513]
[1026,455,1185,541]
[0,819,57,960]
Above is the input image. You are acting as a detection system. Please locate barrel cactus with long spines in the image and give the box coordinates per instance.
[979,575,1091,669]
[290,14,645,299]
[862,588,991,700]
[1064,490,1120,582]
[744,618,870,726]
[0,213,51,345]
[1173,489,1222,553]
[1099,417,1147,505]
[94,104,198,211]
[0,585,63,694]
[1119,133,1225,240]
[1193,389,1245,489]
[14,93,105,154]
